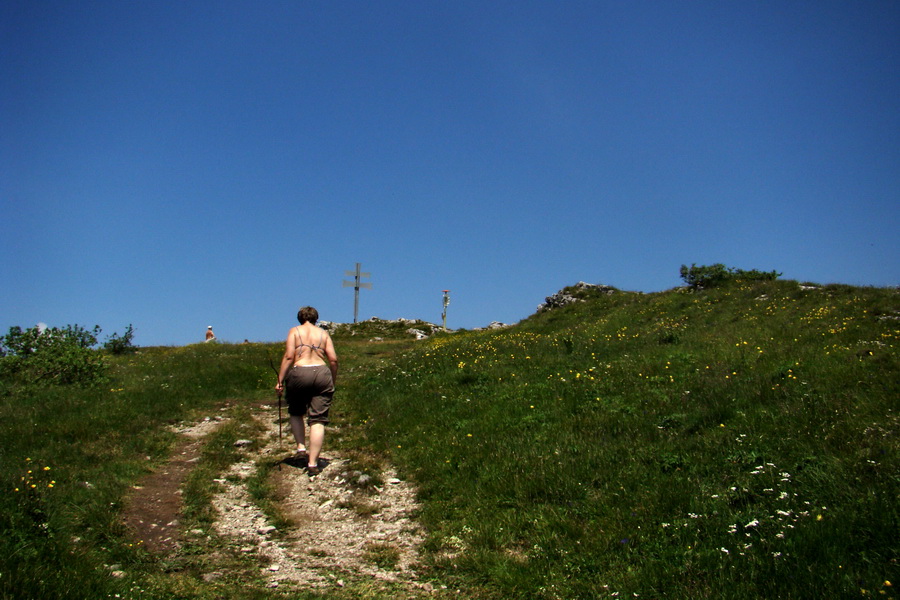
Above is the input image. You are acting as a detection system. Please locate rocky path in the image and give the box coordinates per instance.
[124,402,432,595]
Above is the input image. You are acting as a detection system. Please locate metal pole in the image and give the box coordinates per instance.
[353,263,360,323]
[267,352,284,469]
[442,290,450,331]
[343,263,372,324]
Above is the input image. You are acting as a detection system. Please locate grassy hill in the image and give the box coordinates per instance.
[1,278,897,599]
[342,279,899,598]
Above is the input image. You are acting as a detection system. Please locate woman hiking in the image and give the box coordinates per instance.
[275,306,339,476]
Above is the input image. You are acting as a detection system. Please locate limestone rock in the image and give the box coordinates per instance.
[537,282,617,312]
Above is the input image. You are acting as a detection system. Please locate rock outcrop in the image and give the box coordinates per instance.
[320,318,445,340]
[537,282,617,312]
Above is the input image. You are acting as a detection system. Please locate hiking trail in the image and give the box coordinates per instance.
[123,402,433,594]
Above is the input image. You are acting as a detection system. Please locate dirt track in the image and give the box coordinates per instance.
[122,403,431,594]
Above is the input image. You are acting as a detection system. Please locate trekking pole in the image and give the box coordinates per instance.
[267,353,284,459]
[276,386,283,446]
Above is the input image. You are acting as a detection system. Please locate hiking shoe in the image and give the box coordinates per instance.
[306,465,321,477]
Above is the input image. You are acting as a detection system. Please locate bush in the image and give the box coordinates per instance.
[680,263,781,289]
[103,324,136,355]
[0,325,107,387]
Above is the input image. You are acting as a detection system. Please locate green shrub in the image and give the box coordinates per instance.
[0,325,106,387]
[103,324,136,355]
[680,263,781,289]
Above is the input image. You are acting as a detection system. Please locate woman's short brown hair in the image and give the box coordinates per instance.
[297,306,318,324]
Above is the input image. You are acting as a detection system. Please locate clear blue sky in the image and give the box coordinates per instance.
[2,1,898,347]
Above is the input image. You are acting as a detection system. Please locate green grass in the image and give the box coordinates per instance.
[342,280,899,599]
[1,280,897,599]
[0,342,276,600]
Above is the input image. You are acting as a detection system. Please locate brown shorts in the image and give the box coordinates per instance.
[284,365,334,424]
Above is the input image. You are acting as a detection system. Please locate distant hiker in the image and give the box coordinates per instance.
[275,306,339,477]
[205,326,216,342]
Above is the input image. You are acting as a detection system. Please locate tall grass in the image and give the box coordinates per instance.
[342,280,899,599]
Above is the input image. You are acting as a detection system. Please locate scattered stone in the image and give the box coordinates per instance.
[407,328,429,340]
[472,321,511,331]
[162,401,425,593]
[202,572,223,582]
[110,570,125,578]
[234,439,253,447]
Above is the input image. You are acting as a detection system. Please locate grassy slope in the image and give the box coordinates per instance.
[0,342,277,600]
[0,336,422,600]
[1,281,897,599]
[343,280,899,599]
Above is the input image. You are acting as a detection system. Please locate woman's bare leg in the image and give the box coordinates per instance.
[289,415,306,452]
[307,423,325,467]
